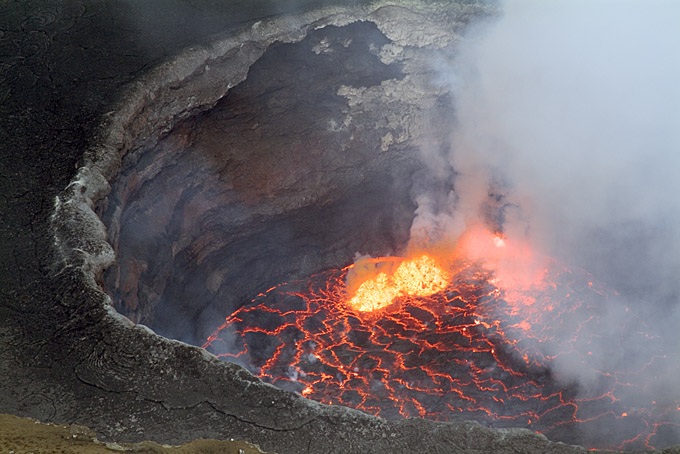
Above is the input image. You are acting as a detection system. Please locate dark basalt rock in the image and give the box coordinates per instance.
[100,22,425,345]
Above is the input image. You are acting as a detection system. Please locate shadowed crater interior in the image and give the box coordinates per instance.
[98,22,453,346]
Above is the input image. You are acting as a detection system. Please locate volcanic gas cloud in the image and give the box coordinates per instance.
[206,0,680,450]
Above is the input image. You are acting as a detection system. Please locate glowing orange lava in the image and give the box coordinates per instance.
[347,255,449,312]
[204,225,680,451]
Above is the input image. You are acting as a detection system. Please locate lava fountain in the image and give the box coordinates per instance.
[345,255,449,312]
[204,225,680,450]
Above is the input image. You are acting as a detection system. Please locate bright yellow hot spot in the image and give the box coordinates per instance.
[348,272,396,312]
[348,255,449,312]
[393,255,449,297]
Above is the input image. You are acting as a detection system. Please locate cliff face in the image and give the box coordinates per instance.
[2,1,677,453]
[99,20,453,345]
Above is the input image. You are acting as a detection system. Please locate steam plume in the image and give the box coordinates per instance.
[412,0,680,433]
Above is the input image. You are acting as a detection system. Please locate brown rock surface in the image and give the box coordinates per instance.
[0,414,270,454]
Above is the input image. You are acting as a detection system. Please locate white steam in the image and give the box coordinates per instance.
[413,0,680,424]
[452,0,680,263]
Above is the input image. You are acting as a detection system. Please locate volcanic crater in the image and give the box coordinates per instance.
[47,2,680,453]
[98,20,451,346]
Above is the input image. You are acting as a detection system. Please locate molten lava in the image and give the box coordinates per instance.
[347,255,449,312]
[204,226,680,450]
